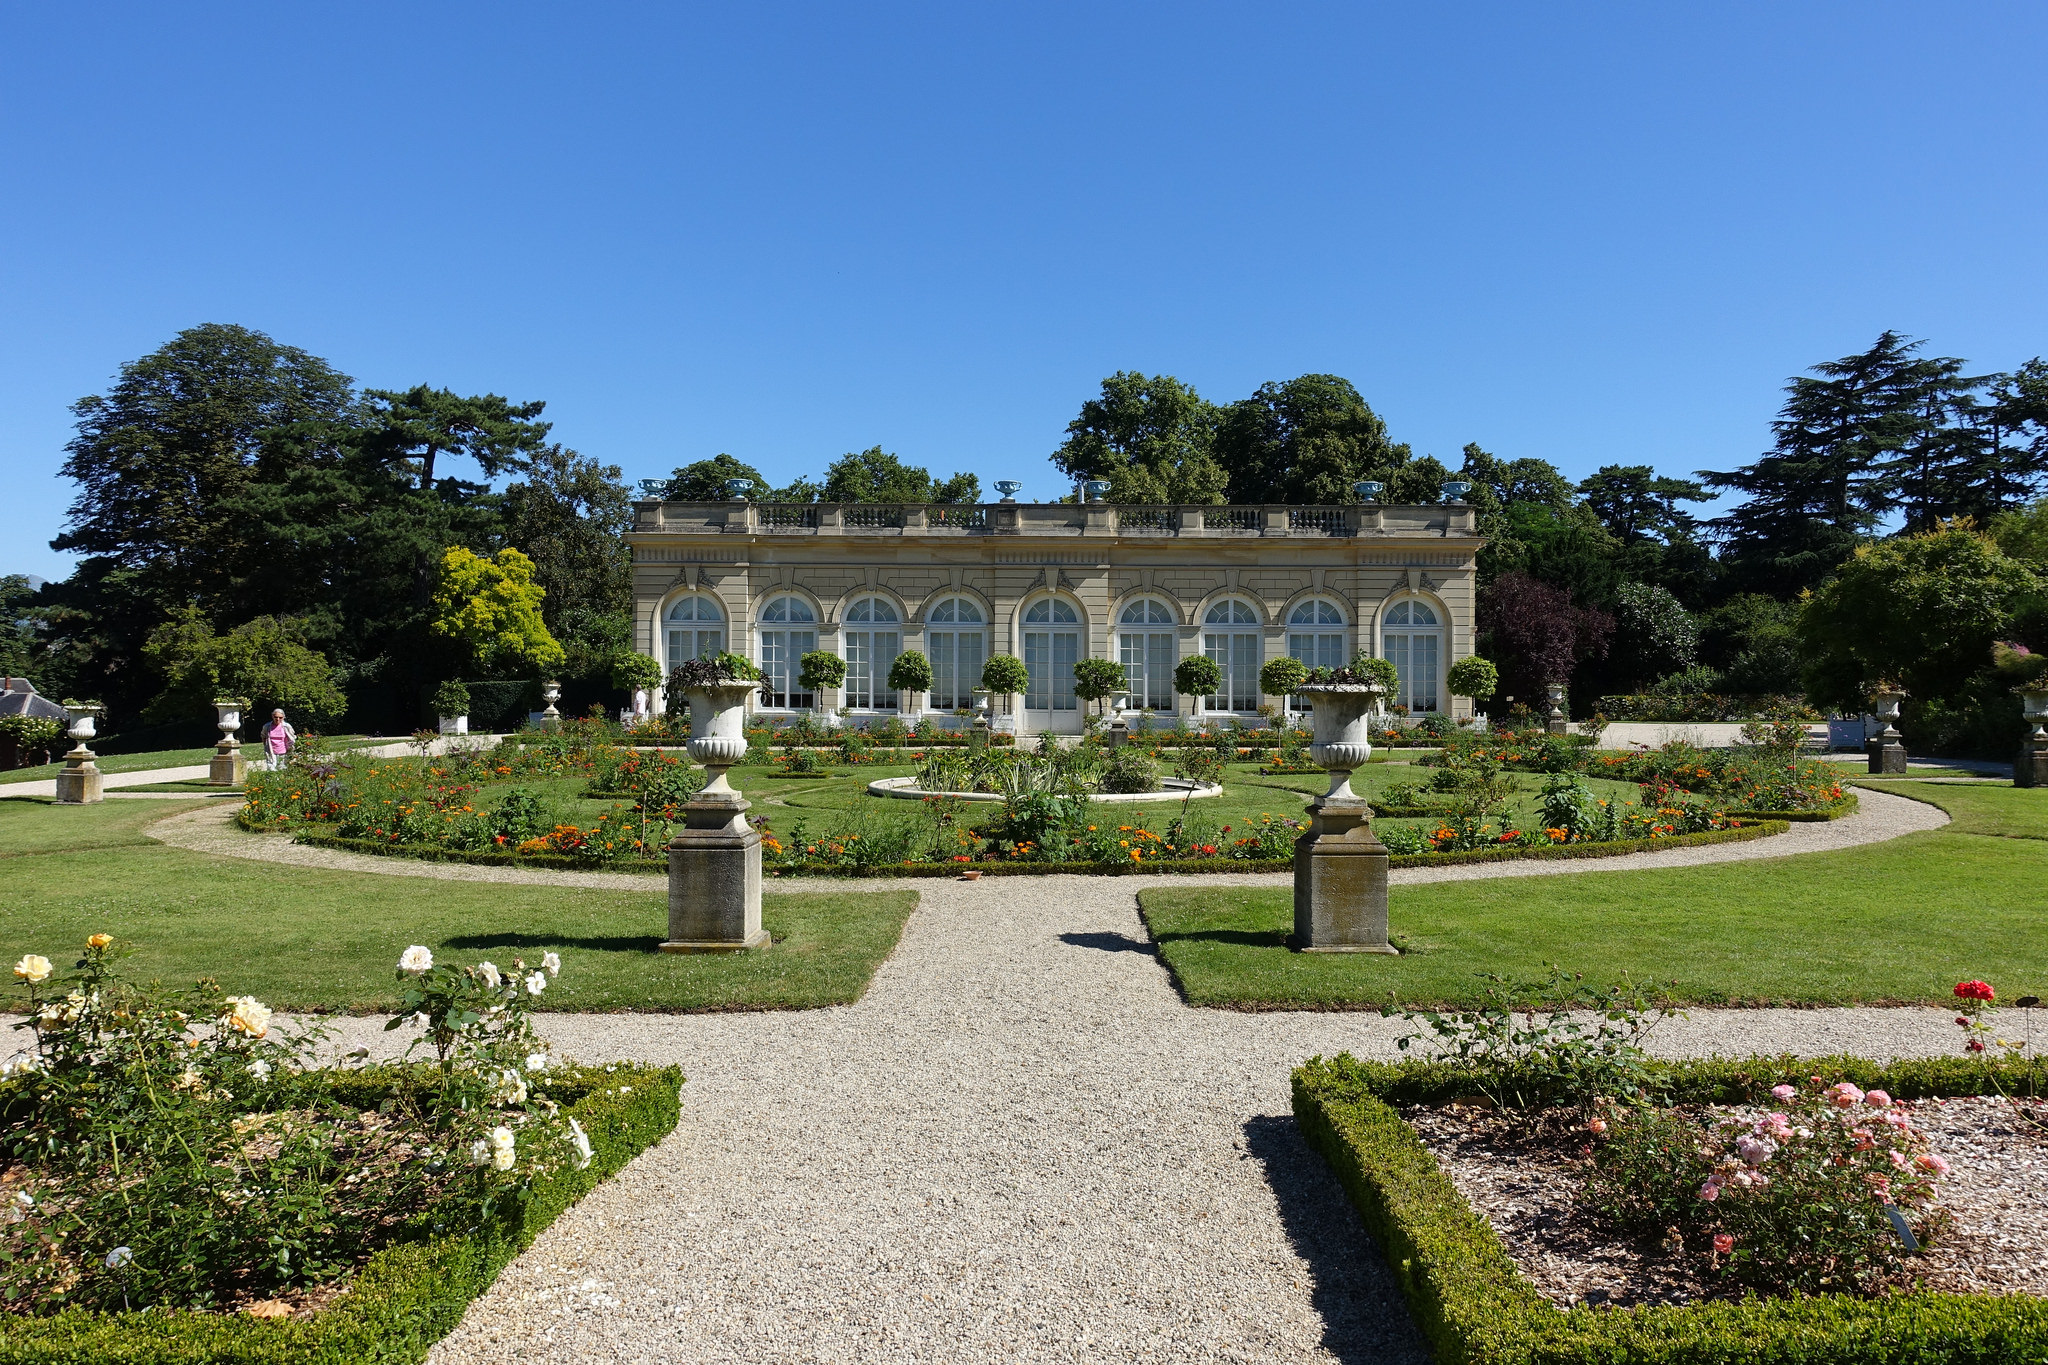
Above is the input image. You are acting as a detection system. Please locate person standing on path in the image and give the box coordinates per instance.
[261,709,296,771]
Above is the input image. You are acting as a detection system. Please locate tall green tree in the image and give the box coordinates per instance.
[359,385,552,490]
[821,447,979,503]
[1577,465,1714,546]
[1050,372,1226,504]
[664,454,772,501]
[1212,374,1399,504]
[502,445,633,683]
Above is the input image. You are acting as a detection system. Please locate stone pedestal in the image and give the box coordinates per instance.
[1867,734,1908,774]
[1292,797,1394,953]
[2016,740,2048,789]
[662,680,769,953]
[539,680,563,733]
[1107,717,1129,750]
[1543,682,1568,736]
[208,747,246,786]
[970,716,989,751]
[53,704,105,805]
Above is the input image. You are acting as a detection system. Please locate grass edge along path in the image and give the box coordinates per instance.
[0,1065,682,1365]
[1291,1054,2048,1365]
[1139,782,2045,1009]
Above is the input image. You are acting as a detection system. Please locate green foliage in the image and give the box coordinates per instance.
[669,651,761,690]
[1095,747,1160,794]
[501,444,633,688]
[429,547,567,675]
[1258,655,1310,697]
[609,652,663,693]
[431,679,471,718]
[1798,522,2042,713]
[141,608,347,727]
[1071,656,1126,709]
[886,650,934,692]
[1577,463,1715,546]
[1445,655,1498,701]
[1609,580,1699,690]
[821,446,979,504]
[359,384,550,491]
[798,650,848,692]
[1172,653,1222,697]
[1049,372,1227,504]
[1213,374,1402,505]
[980,653,1029,696]
[663,453,770,501]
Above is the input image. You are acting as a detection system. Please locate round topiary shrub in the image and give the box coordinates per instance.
[1446,654,1499,703]
[1260,656,1310,697]
[1096,746,1160,794]
[1174,654,1223,698]
[798,650,848,693]
[981,653,1030,697]
[431,679,471,719]
[887,650,934,692]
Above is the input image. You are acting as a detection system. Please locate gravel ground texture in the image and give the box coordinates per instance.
[141,783,1949,893]
[288,868,1974,1365]
[1407,1094,2048,1309]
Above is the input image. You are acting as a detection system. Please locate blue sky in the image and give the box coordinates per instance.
[4,3,2044,580]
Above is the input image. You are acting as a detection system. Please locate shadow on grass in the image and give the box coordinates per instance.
[1241,1114,1430,1365]
[443,932,666,954]
[1057,930,1155,955]
[1152,928,1292,949]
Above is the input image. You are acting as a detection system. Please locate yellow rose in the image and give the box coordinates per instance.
[87,934,113,951]
[13,956,51,984]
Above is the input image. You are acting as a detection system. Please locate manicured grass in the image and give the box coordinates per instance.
[0,799,916,1012]
[1139,781,2048,1009]
[0,746,222,783]
[1848,777,2047,839]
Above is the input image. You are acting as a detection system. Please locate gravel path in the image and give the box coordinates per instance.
[144,785,1949,894]
[291,865,1966,1365]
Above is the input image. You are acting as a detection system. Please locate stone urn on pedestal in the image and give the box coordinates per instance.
[209,696,250,786]
[1291,682,1396,953]
[663,679,769,953]
[539,680,563,733]
[2016,690,2048,789]
[1867,686,1908,775]
[969,690,992,751]
[53,703,105,806]
[1544,682,1568,737]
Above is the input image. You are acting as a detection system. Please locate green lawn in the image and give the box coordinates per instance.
[0,746,224,784]
[0,795,915,1012]
[1139,780,2048,1010]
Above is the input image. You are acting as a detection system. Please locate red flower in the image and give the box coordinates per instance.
[1954,980,1995,1002]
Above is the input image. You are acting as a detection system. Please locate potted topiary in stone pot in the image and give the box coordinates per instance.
[432,679,471,736]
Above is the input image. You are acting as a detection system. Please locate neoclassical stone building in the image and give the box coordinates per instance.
[628,497,1484,735]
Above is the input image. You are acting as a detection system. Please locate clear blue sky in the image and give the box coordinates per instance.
[4,3,2044,580]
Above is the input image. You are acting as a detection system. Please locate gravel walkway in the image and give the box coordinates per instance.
[291,866,1965,1365]
[144,785,1949,895]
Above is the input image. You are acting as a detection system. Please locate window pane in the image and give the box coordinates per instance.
[1148,633,1173,709]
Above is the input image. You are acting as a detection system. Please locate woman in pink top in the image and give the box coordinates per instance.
[262,709,296,771]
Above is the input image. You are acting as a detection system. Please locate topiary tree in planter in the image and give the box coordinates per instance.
[1260,656,1310,699]
[1072,657,1127,718]
[1446,655,1499,707]
[887,650,934,695]
[611,652,664,694]
[1174,654,1223,707]
[980,653,1029,700]
[431,679,471,720]
[798,650,847,697]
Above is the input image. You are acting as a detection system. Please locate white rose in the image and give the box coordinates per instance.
[477,962,502,989]
[541,952,562,977]
[248,1058,272,1080]
[13,955,51,984]
[524,972,547,997]
[492,1069,528,1105]
[525,1052,549,1073]
[468,1139,492,1166]
[224,996,272,1038]
[397,945,434,974]
[488,1126,516,1170]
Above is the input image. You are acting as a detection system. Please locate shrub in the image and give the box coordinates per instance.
[1445,654,1498,703]
[670,651,762,692]
[886,650,934,692]
[1173,654,1222,698]
[980,653,1030,697]
[1173,747,1226,786]
[609,652,664,693]
[1096,747,1160,794]
[1222,812,1302,859]
[1072,657,1127,713]
[1259,656,1310,698]
[432,679,472,718]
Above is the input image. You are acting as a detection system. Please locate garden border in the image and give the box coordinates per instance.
[1292,1052,2048,1365]
[0,1063,682,1365]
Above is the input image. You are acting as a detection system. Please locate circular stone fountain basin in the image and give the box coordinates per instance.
[864,776,1225,803]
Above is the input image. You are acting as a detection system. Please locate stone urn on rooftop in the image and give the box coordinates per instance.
[1291,681,1395,954]
[664,676,768,954]
[53,702,105,806]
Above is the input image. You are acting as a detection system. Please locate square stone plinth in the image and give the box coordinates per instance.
[209,750,246,786]
[2017,742,2048,789]
[54,763,104,805]
[1292,797,1396,954]
[663,798,768,953]
[1868,739,1907,775]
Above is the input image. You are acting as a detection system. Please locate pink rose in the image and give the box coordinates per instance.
[1914,1153,1950,1176]
[1864,1090,1892,1108]
[1588,1118,1608,1134]
[1713,1233,1735,1254]
[1827,1082,1864,1108]
[1770,1084,1797,1100]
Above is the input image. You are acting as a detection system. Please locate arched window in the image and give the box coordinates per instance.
[1287,599,1347,671]
[1202,599,1262,712]
[758,595,818,708]
[1118,599,1177,712]
[842,596,901,710]
[664,595,726,670]
[1021,598,1080,713]
[925,596,987,711]
[1382,599,1442,713]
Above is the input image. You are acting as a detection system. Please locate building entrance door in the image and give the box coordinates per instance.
[1021,598,1082,735]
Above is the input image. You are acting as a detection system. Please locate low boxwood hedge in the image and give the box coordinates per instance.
[1293,1053,2048,1365]
[0,1063,682,1365]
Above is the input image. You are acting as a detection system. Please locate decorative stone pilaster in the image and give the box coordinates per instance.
[1867,687,1908,775]
[539,680,563,733]
[1544,682,1568,737]
[664,680,769,953]
[2016,691,2048,788]
[53,704,105,806]
[1290,683,1395,954]
[209,696,249,787]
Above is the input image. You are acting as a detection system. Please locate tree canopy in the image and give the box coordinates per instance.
[1049,372,1227,504]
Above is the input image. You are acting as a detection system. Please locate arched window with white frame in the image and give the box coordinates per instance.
[924,596,987,710]
[1382,599,1443,713]
[664,595,726,670]
[842,596,901,710]
[1202,599,1262,712]
[1118,599,1177,712]
[1020,597,1080,714]
[1286,599,1348,671]
[757,595,817,708]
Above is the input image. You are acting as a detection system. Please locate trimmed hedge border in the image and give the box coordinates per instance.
[0,1063,682,1365]
[262,817,1787,878]
[1293,1053,2048,1365]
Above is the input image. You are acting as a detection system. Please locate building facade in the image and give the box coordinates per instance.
[627,498,1484,734]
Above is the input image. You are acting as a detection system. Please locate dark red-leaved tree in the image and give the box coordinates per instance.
[1476,571,1615,712]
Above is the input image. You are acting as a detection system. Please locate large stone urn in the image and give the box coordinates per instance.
[53,703,105,806]
[663,680,768,953]
[1291,682,1396,953]
[1543,682,1568,737]
[2017,690,2048,788]
[209,696,250,787]
[539,679,563,733]
[1867,686,1908,775]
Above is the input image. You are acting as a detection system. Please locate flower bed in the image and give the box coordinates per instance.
[1293,1052,2048,1364]
[0,939,680,1362]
